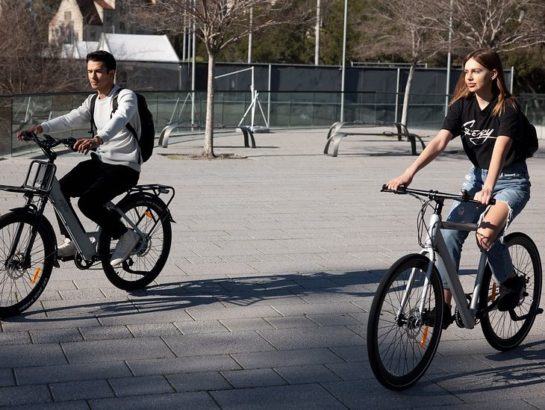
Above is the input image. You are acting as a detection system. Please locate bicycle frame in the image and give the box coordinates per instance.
[420,207,487,329]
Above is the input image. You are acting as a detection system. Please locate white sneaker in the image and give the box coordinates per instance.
[110,230,140,267]
[57,238,76,258]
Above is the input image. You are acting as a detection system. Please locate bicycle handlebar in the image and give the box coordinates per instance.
[20,131,77,159]
[381,184,496,205]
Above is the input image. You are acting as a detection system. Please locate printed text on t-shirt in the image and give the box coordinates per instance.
[463,120,495,145]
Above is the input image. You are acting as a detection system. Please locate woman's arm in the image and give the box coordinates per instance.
[386,129,453,190]
[473,135,512,204]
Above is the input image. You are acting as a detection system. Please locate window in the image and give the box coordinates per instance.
[64,11,71,21]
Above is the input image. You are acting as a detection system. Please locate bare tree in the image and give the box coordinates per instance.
[0,0,84,94]
[354,0,450,127]
[130,0,311,158]
[451,0,545,53]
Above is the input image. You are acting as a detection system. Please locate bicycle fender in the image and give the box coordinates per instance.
[6,207,59,266]
[8,207,57,239]
[117,194,176,223]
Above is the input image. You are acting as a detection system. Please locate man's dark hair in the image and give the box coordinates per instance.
[86,50,117,71]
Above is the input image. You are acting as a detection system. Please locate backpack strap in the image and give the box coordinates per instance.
[107,88,138,141]
[89,87,126,137]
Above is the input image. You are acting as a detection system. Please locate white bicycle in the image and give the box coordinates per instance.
[367,186,542,390]
[0,132,175,317]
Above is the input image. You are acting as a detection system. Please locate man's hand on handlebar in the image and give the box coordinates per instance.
[73,136,103,154]
[16,126,43,141]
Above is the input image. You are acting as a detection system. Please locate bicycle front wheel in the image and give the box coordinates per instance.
[100,194,172,291]
[480,232,542,351]
[367,253,444,390]
[0,212,55,317]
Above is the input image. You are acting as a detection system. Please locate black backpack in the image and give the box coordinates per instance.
[520,112,538,158]
[90,88,155,162]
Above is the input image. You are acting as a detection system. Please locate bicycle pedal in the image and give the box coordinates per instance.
[453,308,465,328]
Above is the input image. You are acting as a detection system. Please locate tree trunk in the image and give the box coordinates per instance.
[203,51,216,158]
[400,62,415,127]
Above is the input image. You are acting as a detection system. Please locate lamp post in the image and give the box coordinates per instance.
[315,0,321,66]
[340,0,347,122]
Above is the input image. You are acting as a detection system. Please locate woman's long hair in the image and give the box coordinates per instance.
[450,48,515,116]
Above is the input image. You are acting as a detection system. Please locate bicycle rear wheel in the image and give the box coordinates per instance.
[0,212,55,317]
[367,254,443,390]
[100,194,172,291]
[480,232,542,351]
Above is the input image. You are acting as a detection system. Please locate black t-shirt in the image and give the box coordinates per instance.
[442,95,525,169]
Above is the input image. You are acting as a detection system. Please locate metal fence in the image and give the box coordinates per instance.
[2,90,544,156]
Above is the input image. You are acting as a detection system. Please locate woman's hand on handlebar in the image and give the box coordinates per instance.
[385,171,413,191]
[16,125,43,141]
[473,187,493,206]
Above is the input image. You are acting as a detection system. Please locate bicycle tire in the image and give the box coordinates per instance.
[0,212,55,318]
[367,253,444,390]
[100,194,172,291]
[480,232,542,351]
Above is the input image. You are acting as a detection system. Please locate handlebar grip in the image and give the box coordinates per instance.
[21,131,36,141]
[381,184,406,194]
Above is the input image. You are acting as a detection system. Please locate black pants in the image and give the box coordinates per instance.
[57,156,139,240]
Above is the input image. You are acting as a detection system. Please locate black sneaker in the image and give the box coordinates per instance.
[422,302,453,329]
[497,275,525,311]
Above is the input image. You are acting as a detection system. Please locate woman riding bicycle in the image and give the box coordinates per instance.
[386,48,531,326]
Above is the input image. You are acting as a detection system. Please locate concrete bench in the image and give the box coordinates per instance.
[323,121,426,157]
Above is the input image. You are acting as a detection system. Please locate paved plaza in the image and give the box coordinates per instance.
[1,128,545,409]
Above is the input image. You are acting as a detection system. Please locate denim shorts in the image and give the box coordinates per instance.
[441,162,531,284]
[451,162,531,226]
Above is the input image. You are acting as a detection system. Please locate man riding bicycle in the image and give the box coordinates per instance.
[18,50,141,267]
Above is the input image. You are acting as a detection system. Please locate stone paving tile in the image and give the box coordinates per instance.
[231,348,343,369]
[166,371,232,392]
[221,368,287,388]
[62,337,174,364]
[0,330,31,345]
[307,313,362,327]
[210,384,346,409]
[0,385,52,407]
[219,317,275,332]
[127,355,241,376]
[257,326,364,350]
[0,343,67,368]
[274,364,342,384]
[15,361,133,385]
[50,379,114,401]
[108,375,174,397]
[322,379,464,409]
[329,345,368,362]
[173,319,229,334]
[185,305,282,321]
[79,325,133,340]
[8,402,90,410]
[263,315,318,329]
[89,391,220,410]
[272,301,366,316]
[1,316,101,332]
[29,327,83,344]
[0,368,14,387]
[127,322,183,337]
[163,331,275,357]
